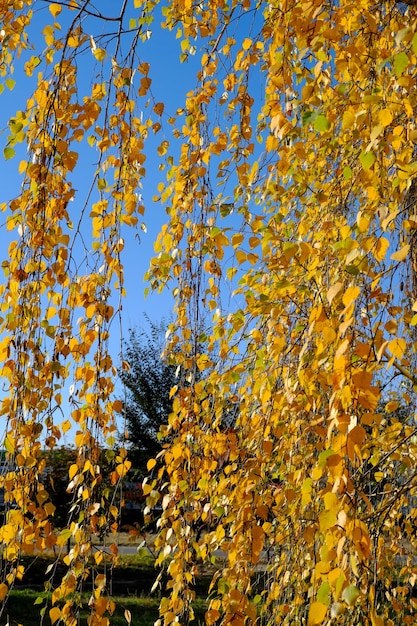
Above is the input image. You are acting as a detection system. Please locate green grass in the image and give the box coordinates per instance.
[2,590,159,625]
[0,552,211,625]
[2,589,208,626]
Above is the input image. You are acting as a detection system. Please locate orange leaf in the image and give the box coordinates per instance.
[50,607,61,624]
[0,583,8,601]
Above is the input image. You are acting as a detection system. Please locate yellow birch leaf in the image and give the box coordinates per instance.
[147,458,157,471]
[378,108,393,127]
[232,233,244,248]
[67,35,79,48]
[374,471,384,483]
[319,509,337,532]
[342,286,360,307]
[69,464,78,480]
[390,244,409,261]
[388,338,406,360]
[373,237,389,262]
[92,83,106,100]
[92,48,106,62]
[171,444,182,460]
[308,602,328,625]
[49,3,62,17]
[116,461,132,477]
[327,282,343,304]
[323,492,338,511]
[347,425,366,446]
[50,607,61,624]
[197,354,212,370]
[342,109,355,129]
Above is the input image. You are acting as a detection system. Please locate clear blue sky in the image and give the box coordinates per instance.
[0,1,202,345]
[0,1,206,441]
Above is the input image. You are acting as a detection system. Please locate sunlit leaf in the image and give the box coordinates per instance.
[314,115,330,132]
[49,607,61,624]
[3,147,15,160]
[391,244,409,261]
[394,51,408,77]
[49,3,62,18]
[359,150,375,170]
[308,602,328,625]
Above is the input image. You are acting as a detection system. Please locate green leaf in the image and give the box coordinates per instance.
[394,51,408,78]
[359,151,375,170]
[9,121,23,134]
[220,203,233,217]
[318,449,334,467]
[302,110,315,126]
[343,166,352,180]
[342,584,359,606]
[346,265,360,275]
[3,147,16,160]
[317,581,331,605]
[314,114,331,132]
[97,178,107,190]
[4,436,14,454]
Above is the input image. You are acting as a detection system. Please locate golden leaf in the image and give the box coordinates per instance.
[49,607,61,624]
[388,338,406,360]
[49,3,62,18]
[378,108,393,127]
[92,48,106,62]
[390,244,409,261]
[342,286,360,307]
[308,602,328,625]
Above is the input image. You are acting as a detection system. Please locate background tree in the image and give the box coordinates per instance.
[119,319,177,473]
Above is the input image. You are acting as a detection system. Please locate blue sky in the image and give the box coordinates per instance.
[0,1,209,441]
[0,1,203,343]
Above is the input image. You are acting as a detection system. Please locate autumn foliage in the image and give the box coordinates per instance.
[0,0,417,624]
